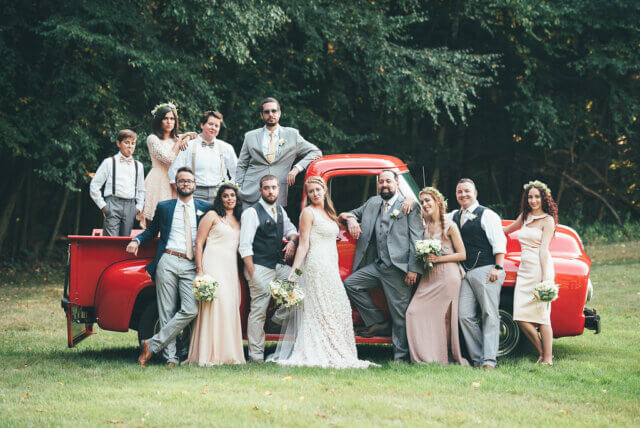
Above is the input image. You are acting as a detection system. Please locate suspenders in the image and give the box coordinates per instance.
[191,140,229,183]
[111,155,138,198]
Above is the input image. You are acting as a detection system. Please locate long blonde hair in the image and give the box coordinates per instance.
[418,187,446,232]
[304,176,338,223]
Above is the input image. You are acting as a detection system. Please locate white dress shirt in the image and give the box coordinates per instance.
[260,126,302,172]
[164,199,198,254]
[89,152,145,211]
[168,136,238,185]
[381,193,399,214]
[238,198,298,258]
[451,201,507,255]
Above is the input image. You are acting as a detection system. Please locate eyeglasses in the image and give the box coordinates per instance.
[262,109,278,114]
[176,179,196,185]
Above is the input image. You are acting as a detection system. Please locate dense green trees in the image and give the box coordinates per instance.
[0,0,638,258]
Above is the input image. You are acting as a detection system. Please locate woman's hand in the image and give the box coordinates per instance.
[287,271,298,283]
[196,269,204,278]
[427,254,440,264]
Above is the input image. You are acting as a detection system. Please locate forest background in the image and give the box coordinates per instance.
[1,0,639,261]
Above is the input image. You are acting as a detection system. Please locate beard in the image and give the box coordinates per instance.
[261,193,278,204]
[177,186,195,197]
[380,188,395,200]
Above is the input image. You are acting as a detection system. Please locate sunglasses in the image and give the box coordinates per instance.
[262,109,279,114]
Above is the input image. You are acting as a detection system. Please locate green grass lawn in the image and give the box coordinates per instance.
[1,243,639,426]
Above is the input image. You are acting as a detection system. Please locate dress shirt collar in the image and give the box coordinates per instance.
[117,152,134,162]
[263,125,280,138]
[259,197,277,212]
[178,198,195,210]
[382,192,399,209]
[462,201,479,213]
[197,134,218,146]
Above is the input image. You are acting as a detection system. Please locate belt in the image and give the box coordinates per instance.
[107,195,135,201]
[164,249,190,259]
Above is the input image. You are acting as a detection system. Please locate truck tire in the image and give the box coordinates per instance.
[137,301,192,362]
[497,308,521,357]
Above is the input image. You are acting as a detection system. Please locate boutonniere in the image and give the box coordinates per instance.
[278,139,286,146]
[196,210,204,217]
[467,213,478,221]
[266,219,273,226]
[390,209,401,219]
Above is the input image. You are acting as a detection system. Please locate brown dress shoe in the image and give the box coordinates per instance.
[359,321,391,338]
[138,340,152,367]
[166,362,176,368]
[482,364,495,370]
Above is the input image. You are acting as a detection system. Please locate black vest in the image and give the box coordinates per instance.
[453,205,495,271]
[252,202,285,269]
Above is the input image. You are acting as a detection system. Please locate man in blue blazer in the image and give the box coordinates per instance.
[126,166,211,366]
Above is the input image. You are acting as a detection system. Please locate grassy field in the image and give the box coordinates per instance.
[1,243,639,426]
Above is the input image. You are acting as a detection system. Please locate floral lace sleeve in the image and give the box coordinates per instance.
[147,134,177,166]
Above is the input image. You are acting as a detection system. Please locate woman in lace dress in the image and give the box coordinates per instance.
[140,104,193,227]
[406,187,469,365]
[270,176,375,369]
[503,181,558,365]
[184,183,245,366]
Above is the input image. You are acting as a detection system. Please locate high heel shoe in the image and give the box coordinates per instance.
[536,356,543,364]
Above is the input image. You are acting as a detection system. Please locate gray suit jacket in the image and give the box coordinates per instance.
[350,195,424,275]
[235,126,322,206]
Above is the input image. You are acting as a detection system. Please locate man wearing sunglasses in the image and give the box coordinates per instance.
[236,97,322,208]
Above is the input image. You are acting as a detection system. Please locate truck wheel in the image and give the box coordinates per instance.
[498,308,520,357]
[137,302,193,361]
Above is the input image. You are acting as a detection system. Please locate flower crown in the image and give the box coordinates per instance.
[523,180,551,195]
[216,181,239,197]
[151,102,177,116]
[420,187,448,212]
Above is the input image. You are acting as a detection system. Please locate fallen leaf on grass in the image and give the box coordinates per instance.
[36,409,45,413]
[602,389,607,393]
[299,396,305,401]
[202,388,209,394]
[282,376,293,381]
[263,410,270,414]
[181,391,189,395]
[157,390,164,395]
[317,414,327,419]
[22,393,30,399]
[424,393,432,397]
[107,420,123,424]
[471,382,481,388]
[264,391,272,396]
[252,406,259,411]
[58,382,64,386]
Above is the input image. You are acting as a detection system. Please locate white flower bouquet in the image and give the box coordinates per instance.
[533,280,560,303]
[415,238,443,269]
[269,269,304,308]
[192,274,219,302]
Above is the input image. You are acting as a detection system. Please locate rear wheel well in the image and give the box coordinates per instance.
[129,286,156,330]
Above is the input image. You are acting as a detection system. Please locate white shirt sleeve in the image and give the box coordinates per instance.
[281,209,299,239]
[481,209,507,255]
[89,159,110,210]
[239,207,259,258]
[168,144,190,184]
[224,144,238,182]
[135,161,145,211]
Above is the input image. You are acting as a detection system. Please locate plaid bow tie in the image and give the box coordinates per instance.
[202,140,215,147]
[119,157,133,163]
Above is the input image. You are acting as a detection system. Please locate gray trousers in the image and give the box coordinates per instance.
[147,253,198,364]
[103,196,136,236]
[245,263,291,360]
[343,261,411,360]
[458,264,505,367]
[194,185,219,204]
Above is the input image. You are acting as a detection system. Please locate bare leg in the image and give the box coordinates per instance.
[539,324,554,363]
[518,321,543,359]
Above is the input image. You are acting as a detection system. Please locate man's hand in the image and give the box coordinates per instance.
[126,240,139,256]
[404,271,418,287]
[283,240,297,262]
[346,217,362,240]
[287,168,300,186]
[487,267,501,283]
[401,195,417,214]
[101,207,106,218]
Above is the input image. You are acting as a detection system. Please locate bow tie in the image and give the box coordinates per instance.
[119,157,133,163]
[202,140,215,147]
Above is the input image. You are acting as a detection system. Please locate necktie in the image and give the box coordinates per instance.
[460,209,468,227]
[266,131,277,163]
[202,140,215,147]
[120,157,132,163]
[382,202,389,215]
[184,204,194,260]
[271,206,278,223]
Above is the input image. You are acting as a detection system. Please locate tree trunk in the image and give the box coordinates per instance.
[489,164,503,206]
[45,187,71,258]
[19,171,32,252]
[0,170,27,254]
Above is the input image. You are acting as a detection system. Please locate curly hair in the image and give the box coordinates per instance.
[210,183,242,222]
[151,106,179,140]
[418,187,446,232]
[520,185,558,225]
[304,176,338,223]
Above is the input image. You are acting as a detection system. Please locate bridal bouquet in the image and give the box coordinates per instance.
[415,239,443,269]
[192,275,219,302]
[533,280,560,303]
[269,269,304,308]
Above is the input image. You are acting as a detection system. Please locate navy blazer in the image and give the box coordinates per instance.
[135,198,212,279]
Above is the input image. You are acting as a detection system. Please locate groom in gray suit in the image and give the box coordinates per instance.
[236,97,322,207]
[339,170,424,361]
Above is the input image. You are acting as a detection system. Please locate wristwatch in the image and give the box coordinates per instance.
[494,265,504,270]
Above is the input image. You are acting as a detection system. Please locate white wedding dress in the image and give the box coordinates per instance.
[269,208,375,369]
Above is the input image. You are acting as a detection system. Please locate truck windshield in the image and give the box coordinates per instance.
[399,172,420,199]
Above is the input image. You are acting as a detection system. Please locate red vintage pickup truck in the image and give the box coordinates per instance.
[62,154,600,357]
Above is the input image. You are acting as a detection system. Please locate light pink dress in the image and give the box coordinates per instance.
[141,135,177,221]
[406,219,469,365]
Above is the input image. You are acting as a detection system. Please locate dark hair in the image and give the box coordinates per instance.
[260,174,278,187]
[520,186,559,226]
[151,107,179,139]
[379,169,399,182]
[175,166,195,181]
[117,129,137,142]
[259,97,280,112]
[200,110,224,126]
[457,178,476,188]
[211,183,242,222]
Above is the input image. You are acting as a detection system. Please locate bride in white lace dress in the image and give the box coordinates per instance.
[268,176,375,369]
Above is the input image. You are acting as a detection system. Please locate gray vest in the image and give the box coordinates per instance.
[252,203,285,269]
[374,204,393,266]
